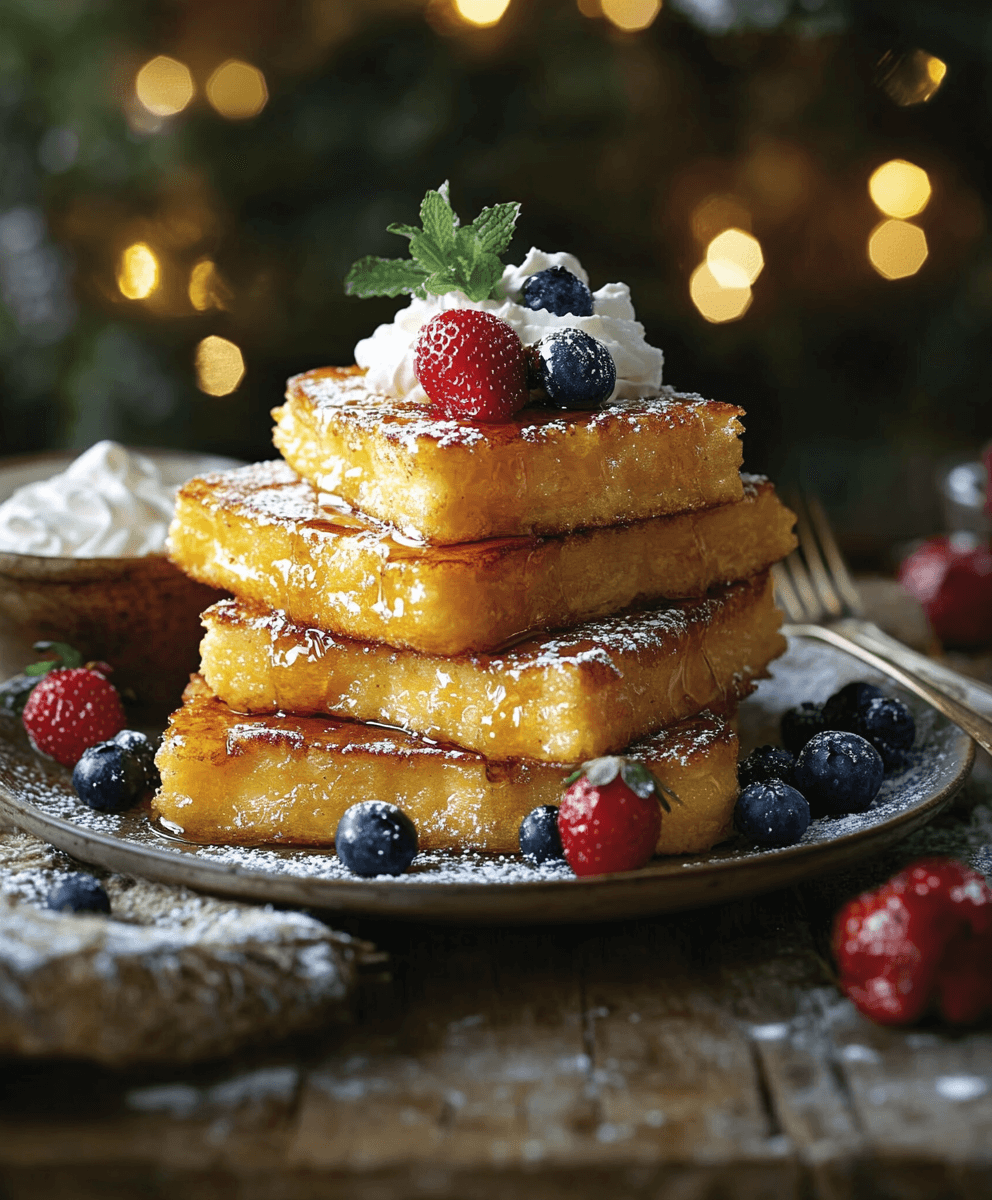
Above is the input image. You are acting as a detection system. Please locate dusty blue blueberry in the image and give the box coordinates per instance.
[521,267,593,317]
[532,328,616,408]
[780,702,827,756]
[47,874,111,915]
[794,730,884,816]
[72,740,146,813]
[734,780,810,847]
[335,801,418,877]
[519,804,565,865]
[738,745,795,790]
[112,729,161,792]
[821,681,886,732]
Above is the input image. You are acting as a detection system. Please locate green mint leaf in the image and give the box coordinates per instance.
[471,202,520,256]
[409,230,450,276]
[420,185,457,252]
[386,222,421,241]
[344,256,429,299]
[345,183,521,302]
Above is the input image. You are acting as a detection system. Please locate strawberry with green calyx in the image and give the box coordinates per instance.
[1,642,84,716]
[21,643,126,768]
[344,182,520,303]
[558,756,679,877]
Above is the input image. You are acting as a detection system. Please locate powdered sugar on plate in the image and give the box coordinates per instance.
[0,638,974,915]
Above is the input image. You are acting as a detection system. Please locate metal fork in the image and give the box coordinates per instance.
[772,493,992,757]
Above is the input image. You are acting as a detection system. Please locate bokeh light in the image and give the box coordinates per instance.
[601,0,661,32]
[117,243,159,300]
[868,220,929,280]
[878,49,947,107]
[706,228,764,289]
[869,160,931,219]
[576,0,602,14]
[689,262,752,323]
[188,260,230,312]
[206,60,269,120]
[195,335,245,395]
[453,0,512,27]
[135,56,194,117]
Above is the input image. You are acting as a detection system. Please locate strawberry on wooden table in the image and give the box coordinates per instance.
[20,641,126,768]
[832,857,992,1026]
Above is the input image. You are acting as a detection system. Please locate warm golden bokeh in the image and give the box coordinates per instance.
[576,0,602,14]
[195,336,245,395]
[601,0,662,33]
[188,260,231,312]
[869,159,932,219]
[868,219,929,280]
[878,48,947,107]
[135,56,194,117]
[117,243,159,300]
[706,228,764,289]
[453,0,512,27]
[689,262,752,323]
[206,60,269,119]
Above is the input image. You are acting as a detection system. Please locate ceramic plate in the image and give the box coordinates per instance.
[0,638,974,923]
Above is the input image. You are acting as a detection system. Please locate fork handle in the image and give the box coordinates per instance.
[834,620,992,713]
[782,622,992,758]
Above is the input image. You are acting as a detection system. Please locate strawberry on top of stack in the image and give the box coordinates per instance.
[158,185,798,877]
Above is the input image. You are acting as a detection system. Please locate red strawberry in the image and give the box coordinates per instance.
[557,757,672,876]
[898,534,992,648]
[414,309,528,422]
[832,858,992,1026]
[22,664,126,768]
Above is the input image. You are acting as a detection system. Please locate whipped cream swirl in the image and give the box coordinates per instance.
[0,440,179,557]
[354,247,664,404]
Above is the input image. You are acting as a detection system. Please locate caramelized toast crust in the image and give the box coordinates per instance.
[200,573,784,762]
[169,463,795,656]
[153,677,739,857]
[272,367,745,544]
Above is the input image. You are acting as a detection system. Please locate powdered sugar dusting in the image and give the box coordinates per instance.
[0,640,974,907]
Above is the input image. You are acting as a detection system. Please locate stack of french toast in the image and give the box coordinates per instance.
[155,365,797,860]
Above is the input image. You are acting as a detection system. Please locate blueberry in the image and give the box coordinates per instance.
[521,267,593,318]
[335,801,418,877]
[794,730,884,817]
[780,702,827,756]
[112,729,161,792]
[821,682,886,732]
[734,780,810,847]
[738,745,795,790]
[0,673,37,715]
[532,328,616,408]
[72,740,146,813]
[47,873,111,915]
[519,804,566,865]
[852,696,915,750]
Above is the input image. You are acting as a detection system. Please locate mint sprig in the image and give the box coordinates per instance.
[345,182,520,303]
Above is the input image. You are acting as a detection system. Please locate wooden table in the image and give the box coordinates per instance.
[2,753,991,1200]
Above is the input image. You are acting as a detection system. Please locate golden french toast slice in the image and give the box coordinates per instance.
[271,367,745,544]
[170,462,795,656]
[153,676,739,857]
[200,573,783,762]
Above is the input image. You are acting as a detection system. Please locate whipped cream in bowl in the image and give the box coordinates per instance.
[354,247,665,406]
[0,441,242,709]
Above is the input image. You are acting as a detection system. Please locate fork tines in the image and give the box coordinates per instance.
[773,492,866,625]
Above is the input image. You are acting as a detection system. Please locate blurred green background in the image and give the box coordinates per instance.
[1,0,990,555]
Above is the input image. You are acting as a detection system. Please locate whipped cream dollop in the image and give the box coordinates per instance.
[0,440,179,557]
[354,247,665,404]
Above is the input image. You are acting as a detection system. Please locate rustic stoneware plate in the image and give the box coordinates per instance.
[0,638,974,923]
